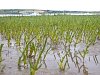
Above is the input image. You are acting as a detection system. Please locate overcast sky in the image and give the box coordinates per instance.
[0,0,100,11]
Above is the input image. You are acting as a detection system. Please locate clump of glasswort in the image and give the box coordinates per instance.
[18,36,50,75]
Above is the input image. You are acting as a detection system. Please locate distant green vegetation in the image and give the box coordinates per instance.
[0,15,100,75]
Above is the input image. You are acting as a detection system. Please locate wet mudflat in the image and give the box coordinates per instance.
[0,36,100,75]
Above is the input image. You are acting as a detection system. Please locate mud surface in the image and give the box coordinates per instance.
[0,35,100,75]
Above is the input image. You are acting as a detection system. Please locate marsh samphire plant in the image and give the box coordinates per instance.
[0,44,3,62]
[29,37,49,75]
[18,36,50,75]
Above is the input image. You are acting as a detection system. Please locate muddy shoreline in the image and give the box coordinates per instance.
[0,35,100,75]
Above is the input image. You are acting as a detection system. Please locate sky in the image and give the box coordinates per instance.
[0,0,100,11]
